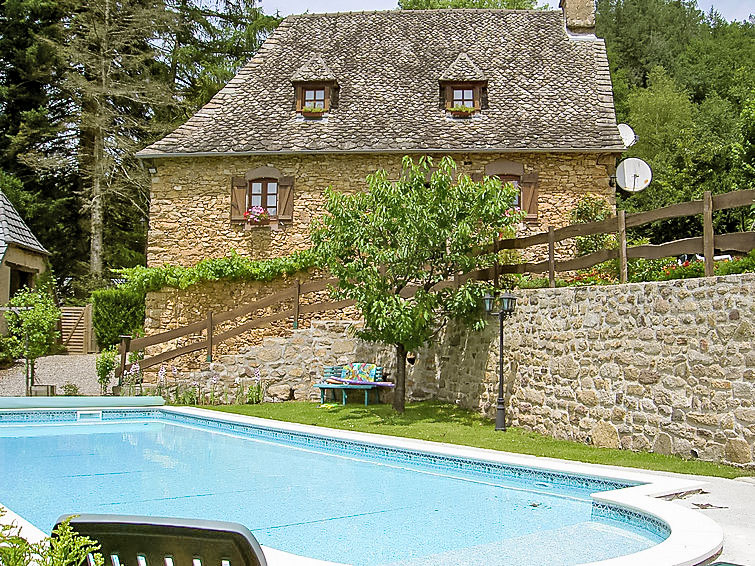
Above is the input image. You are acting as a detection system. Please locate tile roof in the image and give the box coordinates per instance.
[138,9,624,157]
[440,53,487,82]
[0,191,49,260]
[291,55,337,83]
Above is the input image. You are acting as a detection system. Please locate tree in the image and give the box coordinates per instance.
[399,0,536,9]
[312,156,523,412]
[163,0,280,111]
[6,287,60,391]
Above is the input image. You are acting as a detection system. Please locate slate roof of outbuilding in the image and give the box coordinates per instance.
[138,9,624,157]
[0,191,49,261]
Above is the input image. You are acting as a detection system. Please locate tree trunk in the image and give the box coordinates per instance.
[89,127,104,275]
[392,343,407,413]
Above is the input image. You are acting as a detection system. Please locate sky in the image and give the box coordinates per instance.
[258,0,753,23]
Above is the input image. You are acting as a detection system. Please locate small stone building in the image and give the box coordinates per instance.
[137,1,624,268]
[0,191,49,331]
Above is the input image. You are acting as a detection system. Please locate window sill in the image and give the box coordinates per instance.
[448,110,475,118]
[242,219,280,231]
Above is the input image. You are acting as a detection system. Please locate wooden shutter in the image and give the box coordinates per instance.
[520,173,539,220]
[278,176,294,221]
[230,176,247,221]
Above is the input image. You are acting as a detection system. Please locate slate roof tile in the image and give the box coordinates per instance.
[138,9,623,157]
[0,191,49,260]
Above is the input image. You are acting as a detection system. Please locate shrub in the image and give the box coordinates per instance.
[62,382,80,396]
[91,287,145,348]
[570,196,616,256]
[96,345,118,394]
[716,250,755,276]
[0,509,104,566]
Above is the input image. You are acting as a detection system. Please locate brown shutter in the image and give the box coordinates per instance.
[520,173,539,220]
[230,176,247,221]
[278,176,294,221]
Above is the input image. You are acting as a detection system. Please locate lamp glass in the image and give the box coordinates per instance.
[499,291,516,314]
[482,293,495,314]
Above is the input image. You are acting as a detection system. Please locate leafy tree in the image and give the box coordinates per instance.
[399,0,536,9]
[570,195,615,255]
[5,287,60,388]
[312,156,522,413]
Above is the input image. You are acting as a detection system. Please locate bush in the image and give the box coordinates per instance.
[570,196,616,256]
[96,345,118,394]
[0,509,104,566]
[91,287,145,348]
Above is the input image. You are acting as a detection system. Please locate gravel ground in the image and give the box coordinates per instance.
[0,354,99,396]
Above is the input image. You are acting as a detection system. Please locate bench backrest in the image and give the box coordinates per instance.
[324,364,384,382]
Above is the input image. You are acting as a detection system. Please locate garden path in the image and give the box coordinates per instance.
[0,354,99,396]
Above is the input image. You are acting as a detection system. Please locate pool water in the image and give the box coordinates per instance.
[0,417,664,565]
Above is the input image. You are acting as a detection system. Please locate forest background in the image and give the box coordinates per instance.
[0,0,752,300]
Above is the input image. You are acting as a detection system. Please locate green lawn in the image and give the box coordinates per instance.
[201,401,751,479]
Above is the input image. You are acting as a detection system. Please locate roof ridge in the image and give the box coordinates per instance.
[290,8,558,16]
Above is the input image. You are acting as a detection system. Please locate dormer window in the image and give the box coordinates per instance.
[452,87,475,109]
[291,55,338,118]
[303,87,326,110]
[439,53,487,118]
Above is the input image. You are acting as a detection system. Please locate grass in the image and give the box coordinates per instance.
[201,401,752,479]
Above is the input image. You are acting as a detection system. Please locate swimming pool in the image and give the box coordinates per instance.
[0,406,723,565]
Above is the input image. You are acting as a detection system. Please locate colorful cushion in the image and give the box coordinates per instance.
[340,363,377,382]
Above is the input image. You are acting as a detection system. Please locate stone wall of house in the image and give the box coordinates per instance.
[147,151,617,267]
[164,273,755,467]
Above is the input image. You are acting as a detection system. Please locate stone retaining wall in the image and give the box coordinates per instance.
[160,273,755,466]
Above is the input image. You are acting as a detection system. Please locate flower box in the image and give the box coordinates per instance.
[301,110,325,119]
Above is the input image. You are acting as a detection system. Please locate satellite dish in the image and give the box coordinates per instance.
[617,123,638,148]
[616,158,652,192]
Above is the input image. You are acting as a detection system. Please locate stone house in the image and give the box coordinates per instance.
[137,1,624,268]
[0,191,49,332]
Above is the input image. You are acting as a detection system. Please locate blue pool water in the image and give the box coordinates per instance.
[0,412,666,565]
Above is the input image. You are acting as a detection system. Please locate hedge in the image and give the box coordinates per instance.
[91,287,146,348]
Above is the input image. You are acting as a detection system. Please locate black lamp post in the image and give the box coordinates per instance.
[483,290,517,431]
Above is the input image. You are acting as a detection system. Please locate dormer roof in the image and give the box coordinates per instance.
[290,55,337,83]
[138,9,623,157]
[439,53,487,83]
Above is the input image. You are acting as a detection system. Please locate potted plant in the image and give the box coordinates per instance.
[244,206,271,230]
[301,106,326,119]
[448,105,475,118]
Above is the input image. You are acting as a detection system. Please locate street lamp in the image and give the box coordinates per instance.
[483,290,517,431]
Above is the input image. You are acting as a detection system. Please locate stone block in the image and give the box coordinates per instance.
[687,412,719,427]
[653,432,673,455]
[724,438,752,464]
[591,421,619,448]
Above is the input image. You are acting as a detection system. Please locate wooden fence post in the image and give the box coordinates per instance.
[703,191,714,277]
[493,238,500,289]
[293,279,301,329]
[206,311,214,362]
[547,226,556,288]
[117,335,131,386]
[617,210,628,284]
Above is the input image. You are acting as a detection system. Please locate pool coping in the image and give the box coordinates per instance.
[0,405,724,566]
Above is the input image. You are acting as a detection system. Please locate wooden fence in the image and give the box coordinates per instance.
[117,189,754,380]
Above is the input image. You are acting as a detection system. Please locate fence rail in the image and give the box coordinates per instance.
[117,189,754,380]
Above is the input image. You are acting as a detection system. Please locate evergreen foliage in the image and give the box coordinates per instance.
[91,287,146,348]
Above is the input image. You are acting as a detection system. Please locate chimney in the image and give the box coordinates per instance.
[559,0,595,35]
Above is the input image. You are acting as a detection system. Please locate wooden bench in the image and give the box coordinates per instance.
[314,364,394,406]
